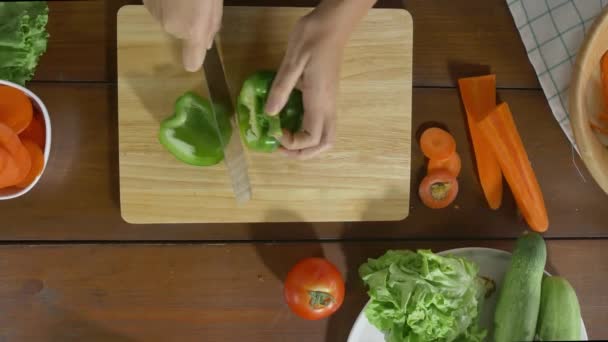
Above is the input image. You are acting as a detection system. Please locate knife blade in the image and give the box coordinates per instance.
[202,40,252,203]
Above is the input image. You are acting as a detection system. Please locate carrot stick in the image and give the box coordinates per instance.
[458,75,503,210]
[15,140,44,188]
[478,102,549,232]
[0,85,33,134]
[420,127,456,160]
[19,113,45,149]
[0,122,31,185]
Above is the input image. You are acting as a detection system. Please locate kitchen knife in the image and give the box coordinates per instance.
[202,40,252,203]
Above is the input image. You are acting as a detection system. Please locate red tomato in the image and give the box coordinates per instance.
[283,258,345,320]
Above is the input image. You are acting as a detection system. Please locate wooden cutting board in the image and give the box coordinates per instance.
[117,6,412,224]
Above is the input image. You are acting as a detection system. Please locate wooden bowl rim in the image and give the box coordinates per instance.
[570,7,608,195]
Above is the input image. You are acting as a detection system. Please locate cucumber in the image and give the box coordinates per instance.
[536,276,582,341]
[494,232,546,342]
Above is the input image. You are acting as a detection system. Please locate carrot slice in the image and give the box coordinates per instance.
[478,103,548,232]
[458,75,503,210]
[419,169,459,209]
[420,127,456,160]
[0,148,21,188]
[0,122,31,185]
[15,140,44,188]
[19,114,45,149]
[428,152,462,177]
[0,85,33,134]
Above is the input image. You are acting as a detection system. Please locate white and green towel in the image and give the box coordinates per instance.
[507,0,608,148]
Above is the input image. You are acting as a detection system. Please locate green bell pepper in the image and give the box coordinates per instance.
[158,91,232,166]
[237,71,304,152]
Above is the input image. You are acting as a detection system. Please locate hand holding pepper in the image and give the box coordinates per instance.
[264,0,377,159]
[143,0,223,72]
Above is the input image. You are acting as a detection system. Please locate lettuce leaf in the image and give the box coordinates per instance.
[359,250,487,342]
[0,2,49,85]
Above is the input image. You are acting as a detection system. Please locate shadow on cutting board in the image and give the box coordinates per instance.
[123,38,184,125]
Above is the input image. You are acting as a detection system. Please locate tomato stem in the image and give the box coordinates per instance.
[308,290,335,309]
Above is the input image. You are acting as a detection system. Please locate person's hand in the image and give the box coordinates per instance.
[143,0,223,72]
[264,14,342,160]
[264,0,376,160]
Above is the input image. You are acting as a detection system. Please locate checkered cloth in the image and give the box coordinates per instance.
[507,0,608,148]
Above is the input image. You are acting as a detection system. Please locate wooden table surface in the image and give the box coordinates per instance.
[0,0,606,340]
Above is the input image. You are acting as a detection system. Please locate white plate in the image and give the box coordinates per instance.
[348,247,588,341]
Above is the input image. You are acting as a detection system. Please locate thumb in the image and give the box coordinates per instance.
[265,56,306,115]
[182,37,208,72]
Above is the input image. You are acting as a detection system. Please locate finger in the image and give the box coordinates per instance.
[208,1,223,49]
[265,54,307,115]
[182,38,208,72]
[280,140,332,160]
[279,117,324,150]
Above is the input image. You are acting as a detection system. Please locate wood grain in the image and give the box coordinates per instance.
[0,240,604,341]
[0,84,605,239]
[570,7,608,195]
[33,0,538,88]
[117,6,412,223]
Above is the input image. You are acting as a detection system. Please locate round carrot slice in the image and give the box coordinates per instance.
[15,140,44,188]
[19,113,45,149]
[0,122,31,184]
[428,152,462,177]
[420,127,456,160]
[0,85,33,134]
[0,148,21,188]
[419,169,459,209]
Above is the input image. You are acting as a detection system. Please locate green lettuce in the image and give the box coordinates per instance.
[0,2,49,85]
[359,250,487,342]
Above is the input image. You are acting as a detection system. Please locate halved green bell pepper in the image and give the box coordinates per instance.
[237,71,304,152]
[158,91,232,166]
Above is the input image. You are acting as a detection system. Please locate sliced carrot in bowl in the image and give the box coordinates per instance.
[0,148,21,188]
[0,122,30,185]
[20,113,45,149]
[15,139,44,188]
[0,85,33,134]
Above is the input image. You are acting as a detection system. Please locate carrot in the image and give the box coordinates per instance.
[0,148,21,188]
[601,51,608,109]
[19,113,45,149]
[0,85,33,134]
[478,103,548,232]
[419,169,459,209]
[420,127,456,160]
[0,122,31,185]
[591,122,608,135]
[458,75,503,210]
[15,140,44,188]
[598,112,608,124]
[428,152,461,177]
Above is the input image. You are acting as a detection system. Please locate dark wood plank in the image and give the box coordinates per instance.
[0,84,603,240]
[0,240,604,341]
[34,0,539,88]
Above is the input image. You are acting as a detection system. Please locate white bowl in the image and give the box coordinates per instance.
[0,80,51,200]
